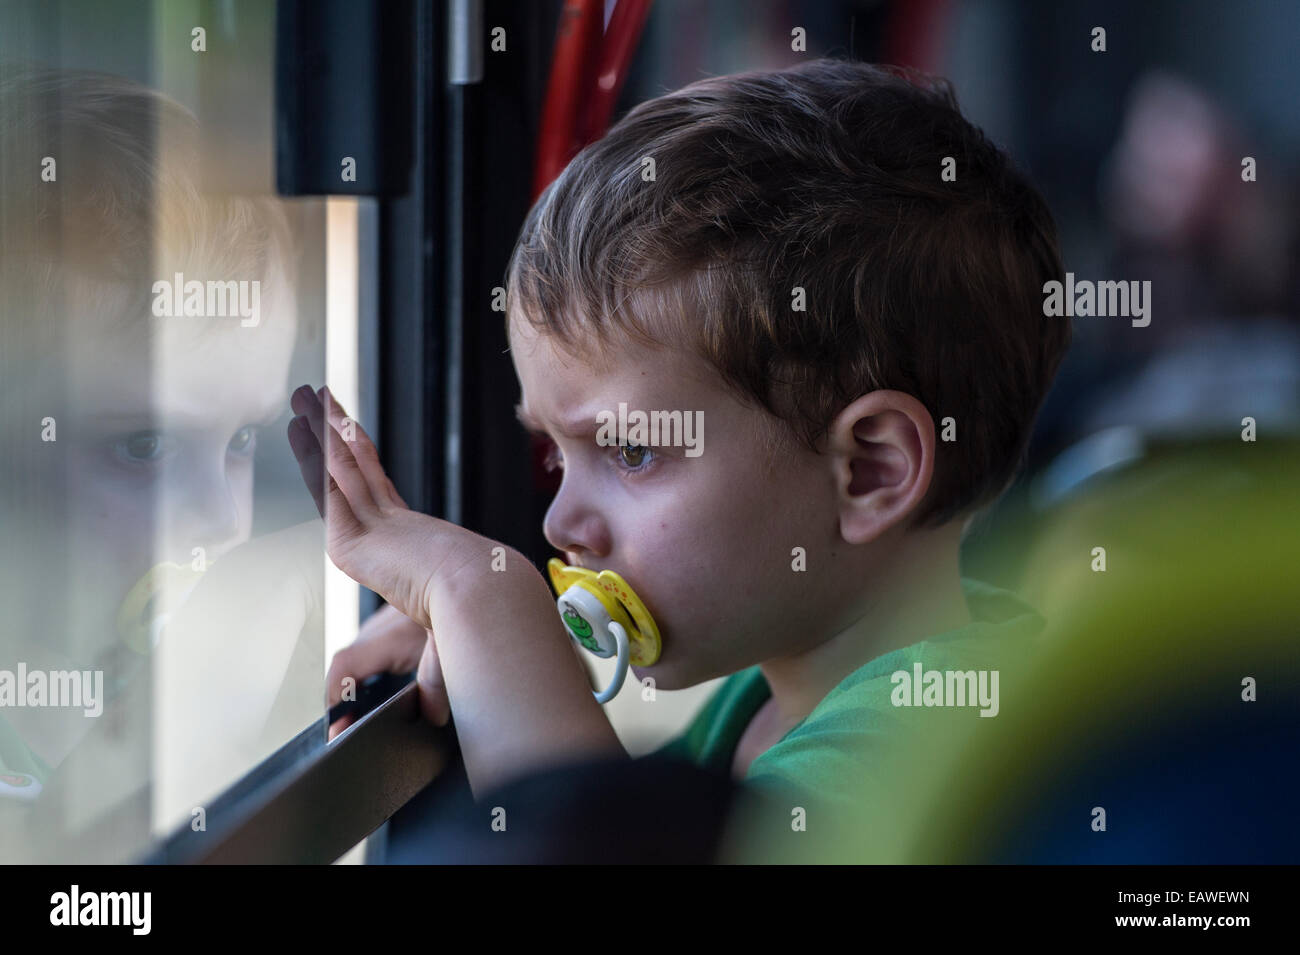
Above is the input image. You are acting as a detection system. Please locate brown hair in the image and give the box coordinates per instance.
[506,58,1070,526]
[0,65,297,343]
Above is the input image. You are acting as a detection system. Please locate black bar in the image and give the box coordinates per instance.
[377,0,444,516]
[274,0,415,197]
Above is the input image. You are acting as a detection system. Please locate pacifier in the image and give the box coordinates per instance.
[115,560,207,655]
[547,558,661,703]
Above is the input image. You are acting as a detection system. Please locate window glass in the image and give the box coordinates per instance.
[0,0,341,862]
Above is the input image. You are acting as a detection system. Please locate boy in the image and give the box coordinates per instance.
[306,58,1068,830]
[1,66,310,856]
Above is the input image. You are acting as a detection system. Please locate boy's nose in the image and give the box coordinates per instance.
[167,472,246,562]
[543,495,610,565]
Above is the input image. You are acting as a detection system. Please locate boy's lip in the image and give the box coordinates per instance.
[115,561,204,653]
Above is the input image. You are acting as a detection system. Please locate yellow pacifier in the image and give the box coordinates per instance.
[115,560,207,655]
[547,558,662,703]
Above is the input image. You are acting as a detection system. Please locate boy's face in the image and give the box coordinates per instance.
[10,277,297,663]
[509,312,865,690]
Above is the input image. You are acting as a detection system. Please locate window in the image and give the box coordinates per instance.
[0,0,331,862]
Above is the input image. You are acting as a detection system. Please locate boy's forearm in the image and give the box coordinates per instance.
[426,546,629,798]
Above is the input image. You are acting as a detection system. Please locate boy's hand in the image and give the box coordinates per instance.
[326,603,449,740]
[287,385,626,796]
[287,385,473,630]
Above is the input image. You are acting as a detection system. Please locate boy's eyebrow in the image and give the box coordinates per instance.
[256,399,290,425]
[513,402,596,439]
[86,396,288,428]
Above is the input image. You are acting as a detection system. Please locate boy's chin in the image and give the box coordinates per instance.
[629,661,698,692]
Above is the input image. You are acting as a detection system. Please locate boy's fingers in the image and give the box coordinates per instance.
[326,605,426,705]
[291,384,324,434]
[319,386,406,511]
[327,713,357,741]
[287,416,325,517]
[297,385,405,512]
[323,416,379,517]
[385,478,408,510]
[293,386,372,520]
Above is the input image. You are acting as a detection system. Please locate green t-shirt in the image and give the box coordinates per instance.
[654,578,1045,812]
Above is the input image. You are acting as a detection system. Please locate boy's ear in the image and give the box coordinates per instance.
[826,390,935,544]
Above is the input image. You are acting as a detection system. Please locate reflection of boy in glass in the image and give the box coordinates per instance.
[0,67,299,810]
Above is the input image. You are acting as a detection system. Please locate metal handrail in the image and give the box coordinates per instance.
[142,682,448,864]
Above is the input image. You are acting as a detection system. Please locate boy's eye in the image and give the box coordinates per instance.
[618,444,649,469]
[228,425,257,455]
[608,441,650,472]
[114,430,174,464]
